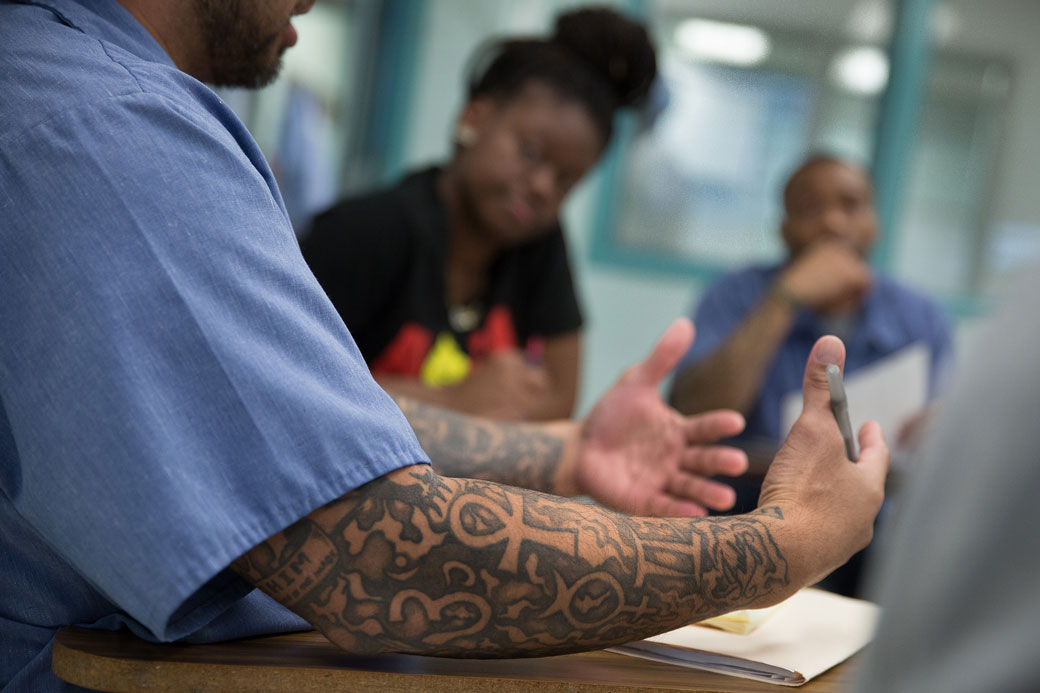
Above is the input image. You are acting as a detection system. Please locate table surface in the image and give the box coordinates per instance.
[53,626,864,693]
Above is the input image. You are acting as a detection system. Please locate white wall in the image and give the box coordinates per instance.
[561,172,705,414]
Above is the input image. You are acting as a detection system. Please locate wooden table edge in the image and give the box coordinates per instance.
[52,626,860,693]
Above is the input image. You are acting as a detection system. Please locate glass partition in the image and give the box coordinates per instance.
[596,0,1016,309]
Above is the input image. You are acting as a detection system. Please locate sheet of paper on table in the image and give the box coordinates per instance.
[607,588,879,686]
[779,341,929,443]
[696,602,784,634]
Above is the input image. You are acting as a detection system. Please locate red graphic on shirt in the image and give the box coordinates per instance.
[370,323,434,376]
[466,306,517,358]
[370,305,519,376]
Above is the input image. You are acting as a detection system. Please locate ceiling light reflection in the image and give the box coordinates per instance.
[674,19,771,67]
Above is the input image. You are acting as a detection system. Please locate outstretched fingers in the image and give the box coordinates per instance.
[642,490,710,518]
[623,318,695,388]
[681,409,746,445]
[666,471,738,513]
[681,445,748,478]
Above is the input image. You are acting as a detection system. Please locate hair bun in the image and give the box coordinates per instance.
[551,6,656,108]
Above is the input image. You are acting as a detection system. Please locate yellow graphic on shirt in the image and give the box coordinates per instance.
[420,332,472,386]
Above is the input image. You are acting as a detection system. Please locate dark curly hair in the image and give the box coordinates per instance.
[464,6,657,146]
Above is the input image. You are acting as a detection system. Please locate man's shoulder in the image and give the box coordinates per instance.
[872,275,944,317]
[719,263,779,281]
[868,275,952,350]
[1,9,118,137]
[703,263,779,299]
[0,5,217,147]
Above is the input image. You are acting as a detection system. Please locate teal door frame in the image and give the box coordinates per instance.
[363,0,429,185]
[870,0,936,270]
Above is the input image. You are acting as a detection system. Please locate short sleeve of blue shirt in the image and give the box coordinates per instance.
[0,0,429,656]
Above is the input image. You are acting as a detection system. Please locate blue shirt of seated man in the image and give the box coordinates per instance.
[678,263,952,451]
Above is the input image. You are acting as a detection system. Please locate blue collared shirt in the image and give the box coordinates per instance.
[678,264,954,445]
[0,2,429,690]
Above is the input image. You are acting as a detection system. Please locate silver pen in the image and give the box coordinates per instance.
[826,364,859,461]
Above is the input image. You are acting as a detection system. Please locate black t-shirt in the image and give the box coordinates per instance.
[301,167,583,381]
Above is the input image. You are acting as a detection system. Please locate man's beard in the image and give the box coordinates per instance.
[194,0,286,88]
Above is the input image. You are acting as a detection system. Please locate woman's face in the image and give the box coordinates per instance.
[451,82,604,246]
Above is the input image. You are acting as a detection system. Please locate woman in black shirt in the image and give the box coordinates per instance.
[304,6,656,420]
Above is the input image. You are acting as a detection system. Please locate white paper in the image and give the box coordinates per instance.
[608,588,879,686]
[779,342,929,443]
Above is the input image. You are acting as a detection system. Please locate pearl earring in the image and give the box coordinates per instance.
[455,124,478,147]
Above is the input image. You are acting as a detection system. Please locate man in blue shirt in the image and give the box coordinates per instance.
[670,155,952,453]
[0,2,890,690]
[668,155,951,595]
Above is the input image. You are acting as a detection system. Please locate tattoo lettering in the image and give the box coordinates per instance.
[234,468,790,658]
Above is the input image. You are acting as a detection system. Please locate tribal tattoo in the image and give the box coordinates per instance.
[233,466,790,658]
[393,396,564,493]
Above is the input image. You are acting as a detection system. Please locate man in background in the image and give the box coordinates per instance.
[668,154,951,594]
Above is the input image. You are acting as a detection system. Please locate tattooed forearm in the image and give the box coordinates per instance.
[233,466,791,658]
[392,396,565,493]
